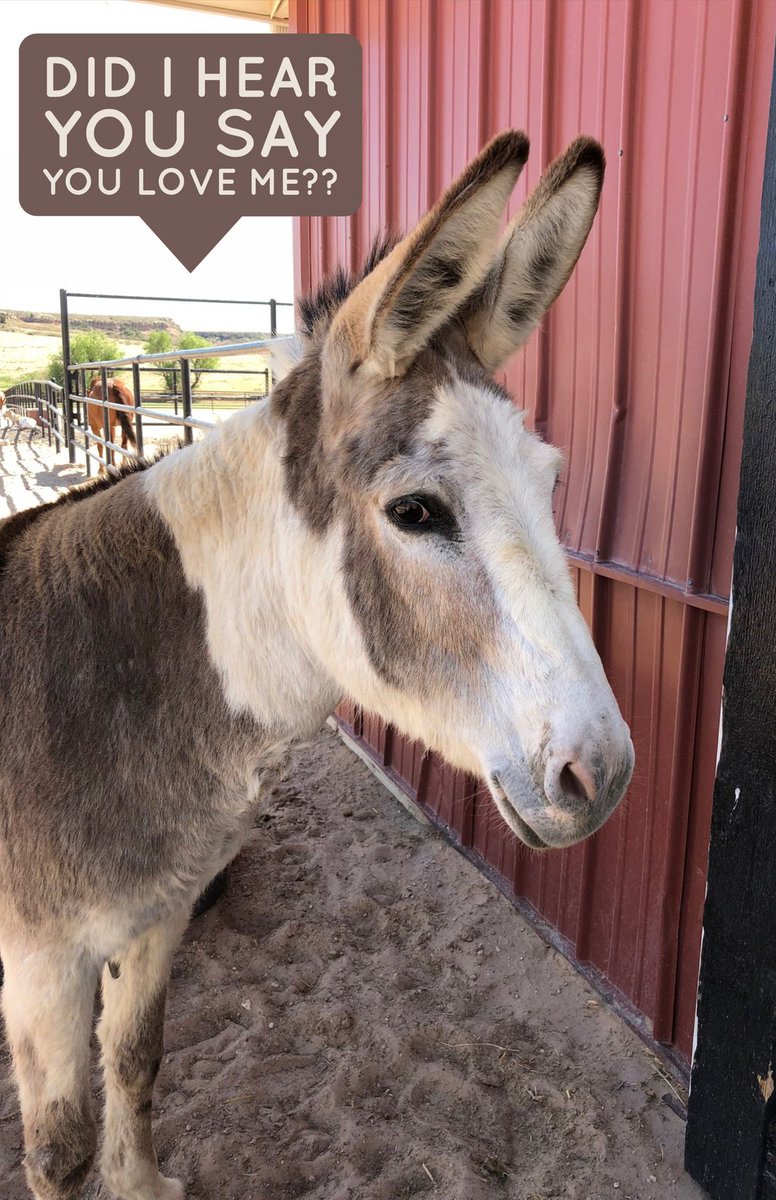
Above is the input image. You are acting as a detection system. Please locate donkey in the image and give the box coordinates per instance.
[0,131,633,1200]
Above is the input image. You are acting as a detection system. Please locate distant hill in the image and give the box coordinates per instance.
[0,310,272,343]
[191,329,274,342]
[0,309,178,340]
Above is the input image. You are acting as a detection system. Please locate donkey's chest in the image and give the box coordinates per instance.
[0,725,299,939]
[81,737,298,954]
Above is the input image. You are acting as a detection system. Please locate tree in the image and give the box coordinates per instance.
[143,329,177,393]
[143,329,173,355]
[46,331,121,387]
[177,332,216,389]
[141,330,217,393]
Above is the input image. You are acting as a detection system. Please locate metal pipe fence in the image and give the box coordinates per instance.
[2,380,67,449]
[58,288,295,468]
[4,334,291,476]
[62,290,294,339]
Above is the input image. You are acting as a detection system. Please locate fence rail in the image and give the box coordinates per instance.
[2,380,67,449]
[5,333,290,477]
[55,286,295,472]
[71,336,290,371]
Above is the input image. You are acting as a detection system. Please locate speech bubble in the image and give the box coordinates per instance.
[19,34,362,270]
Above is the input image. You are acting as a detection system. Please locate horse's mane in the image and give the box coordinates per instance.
[297,233,399,336]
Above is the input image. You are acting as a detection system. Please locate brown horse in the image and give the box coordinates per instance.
[86,377,137,459]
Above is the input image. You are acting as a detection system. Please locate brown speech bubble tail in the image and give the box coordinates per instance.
[141,212,239,272]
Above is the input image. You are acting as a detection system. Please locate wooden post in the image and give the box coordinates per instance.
[685,45,776,1200]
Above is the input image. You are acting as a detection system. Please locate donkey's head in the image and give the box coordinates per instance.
[277,130,633,849]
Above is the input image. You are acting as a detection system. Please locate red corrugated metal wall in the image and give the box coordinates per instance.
[291,0,776,1064]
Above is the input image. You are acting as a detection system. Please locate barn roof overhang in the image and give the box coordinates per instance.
[137,0,289,31]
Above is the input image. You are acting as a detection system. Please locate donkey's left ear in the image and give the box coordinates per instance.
[463,137,605,372]
[329,130,530,378]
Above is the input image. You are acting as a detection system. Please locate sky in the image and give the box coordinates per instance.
[2,0,296,334]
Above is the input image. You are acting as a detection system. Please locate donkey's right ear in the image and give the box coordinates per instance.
[463,137,605,371]
[328,131,529,378]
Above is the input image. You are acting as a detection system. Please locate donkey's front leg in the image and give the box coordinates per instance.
[0,938,99,1200]
[98,910,189,1200]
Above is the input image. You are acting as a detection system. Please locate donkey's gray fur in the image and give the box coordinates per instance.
[0,473,268,925]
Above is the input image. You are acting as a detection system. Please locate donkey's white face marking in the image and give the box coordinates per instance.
[427,378,632,847]
[309,370,633,849]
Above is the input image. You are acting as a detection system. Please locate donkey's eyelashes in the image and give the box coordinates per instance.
[386,494,459,539]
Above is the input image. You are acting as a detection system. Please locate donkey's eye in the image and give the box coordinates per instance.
[386,493,457,536]
[388,496,432,527]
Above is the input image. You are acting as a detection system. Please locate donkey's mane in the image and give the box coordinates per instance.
[0,455,160,573]
[298,234,399,336]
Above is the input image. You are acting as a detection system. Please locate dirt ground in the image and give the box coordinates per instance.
[0,728,706,1200]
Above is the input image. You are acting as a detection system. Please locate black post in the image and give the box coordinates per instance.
[269,297,277,339]
[180,358,193,445]
[100,366,112,468]
[685,46,776,1200]
[74,367,85,434]
[38,386,49,447]
[51,383,61,449]
[132,361,143,458]
[59,288,75,463]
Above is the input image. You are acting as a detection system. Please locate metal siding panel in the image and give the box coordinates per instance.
[292,0,776,1063]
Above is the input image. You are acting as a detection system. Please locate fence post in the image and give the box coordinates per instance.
[59,288,75,463]
[36,386,47,446]
[180,358,193,445]
[132,361,143,458]
[269,298,277,339]
[100,366,112,468]
[48,383,58,448]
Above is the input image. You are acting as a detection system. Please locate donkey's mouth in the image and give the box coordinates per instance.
[489,775,549,850]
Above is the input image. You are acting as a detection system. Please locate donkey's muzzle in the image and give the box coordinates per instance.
[491,732,634,849]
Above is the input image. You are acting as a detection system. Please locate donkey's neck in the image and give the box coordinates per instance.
[145,403,340,737]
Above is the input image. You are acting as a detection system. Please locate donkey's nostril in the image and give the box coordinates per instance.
[557,759,596,806]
